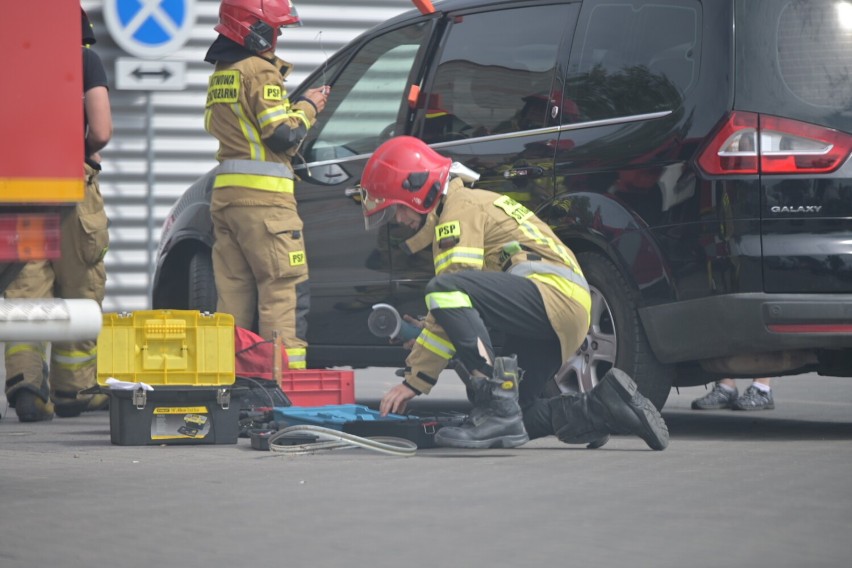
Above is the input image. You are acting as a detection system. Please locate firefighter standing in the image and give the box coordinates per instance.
[204,0,328,369]
[3,8,111,421]
[359,136,669,450]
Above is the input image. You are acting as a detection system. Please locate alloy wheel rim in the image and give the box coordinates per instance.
[557,285,617,393]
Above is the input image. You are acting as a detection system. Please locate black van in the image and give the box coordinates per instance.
[153,0,852,408]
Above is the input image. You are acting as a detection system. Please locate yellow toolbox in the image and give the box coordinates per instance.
[97,310,244,445]
[97,310,236,386]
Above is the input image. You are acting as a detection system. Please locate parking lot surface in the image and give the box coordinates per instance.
[1,370,851,568]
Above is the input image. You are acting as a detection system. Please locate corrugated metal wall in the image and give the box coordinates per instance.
[82,0,414,312]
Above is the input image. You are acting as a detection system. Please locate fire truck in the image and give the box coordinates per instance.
[0,2,101,341]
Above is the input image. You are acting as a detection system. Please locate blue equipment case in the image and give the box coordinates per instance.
[272,404,467,449]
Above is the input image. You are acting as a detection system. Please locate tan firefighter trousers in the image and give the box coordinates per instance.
[4,163,109,406]
[211,203,309,369]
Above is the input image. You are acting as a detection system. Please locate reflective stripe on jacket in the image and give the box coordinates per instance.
[204,54,316,201]
[213,159,295,194]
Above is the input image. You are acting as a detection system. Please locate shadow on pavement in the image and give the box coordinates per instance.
[662,409,852,441]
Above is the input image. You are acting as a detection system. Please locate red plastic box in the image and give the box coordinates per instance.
[279,369,355,406]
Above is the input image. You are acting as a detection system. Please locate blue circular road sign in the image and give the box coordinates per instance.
[104,0,196,59]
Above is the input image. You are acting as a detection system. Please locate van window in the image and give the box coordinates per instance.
[737,0,852,132]
[565,0,701,121]
[305,22,430,161]
[777,1,852,109]
[419,4,576,143]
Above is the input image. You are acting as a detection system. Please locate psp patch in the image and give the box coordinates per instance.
[436,221,461,249]
[435,221,460,240]
[289,251,306,266]
[264,85,283,101]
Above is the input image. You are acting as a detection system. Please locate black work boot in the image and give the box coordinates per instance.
[522,397,609,449]
[434,356,529,449]
[53,389,110,418]
[7,374,54,422]
[549,368,669,450]
[12,391,55,422]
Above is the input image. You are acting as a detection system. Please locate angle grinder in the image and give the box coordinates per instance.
[367,303,422,342]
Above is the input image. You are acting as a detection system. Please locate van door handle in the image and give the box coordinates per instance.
[504,166,545,179]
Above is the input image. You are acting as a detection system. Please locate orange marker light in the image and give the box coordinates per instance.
[17,215,60,261]
[0,214,60,261]
[407,84,421,109]
[412,0,436,15]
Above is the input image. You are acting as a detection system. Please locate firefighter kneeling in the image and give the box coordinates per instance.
[359,136,668,450]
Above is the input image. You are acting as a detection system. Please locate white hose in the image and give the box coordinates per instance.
[268,425,417,457]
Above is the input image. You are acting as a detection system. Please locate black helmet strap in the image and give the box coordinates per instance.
[245,20,275,53]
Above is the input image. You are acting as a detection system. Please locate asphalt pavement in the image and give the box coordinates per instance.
[1,369,851,568]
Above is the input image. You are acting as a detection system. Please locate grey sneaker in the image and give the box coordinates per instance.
[732,385,775,411]
[691,384,738,410]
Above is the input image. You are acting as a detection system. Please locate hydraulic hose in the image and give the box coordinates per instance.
[268,424,417,457]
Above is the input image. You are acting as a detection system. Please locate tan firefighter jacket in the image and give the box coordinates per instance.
[401,177,592,395]
[204,54,317,211]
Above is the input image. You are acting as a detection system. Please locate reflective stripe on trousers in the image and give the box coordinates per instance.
[507,260,591,317]
[286,347,307,370]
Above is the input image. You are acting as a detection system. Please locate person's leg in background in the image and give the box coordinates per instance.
[49,163,110,417]
[692,377,774,410]
[4,261,54,422]
[733,377,774,410]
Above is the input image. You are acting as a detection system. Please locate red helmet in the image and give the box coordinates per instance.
[360,136,452,230]
[215,0,301,53]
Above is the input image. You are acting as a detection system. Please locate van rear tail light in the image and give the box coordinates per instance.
[698,112,759,174]
[697,112,852,175]
[0,214,61,261]
[760,115,852,173]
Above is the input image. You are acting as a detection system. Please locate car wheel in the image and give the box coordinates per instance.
[188,248,217,314]
[554,251,673,410]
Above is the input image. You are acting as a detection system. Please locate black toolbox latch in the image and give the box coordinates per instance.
[132,388,147,410]
[217,388,231,410]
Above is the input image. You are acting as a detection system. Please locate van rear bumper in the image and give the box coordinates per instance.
[640,293,852,364]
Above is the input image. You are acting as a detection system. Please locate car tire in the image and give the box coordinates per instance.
[188,248,217,314]
[553,251,673,410]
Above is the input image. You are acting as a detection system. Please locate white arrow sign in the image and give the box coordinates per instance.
[115,58,187,91]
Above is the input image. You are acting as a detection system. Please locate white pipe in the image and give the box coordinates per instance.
[0,299,102,342]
